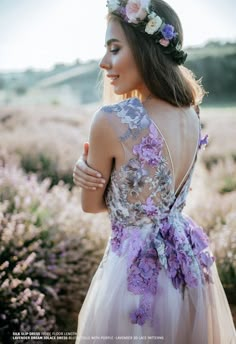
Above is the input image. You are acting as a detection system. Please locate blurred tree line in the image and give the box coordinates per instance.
[0,41,235,105]
[186,41,236,105]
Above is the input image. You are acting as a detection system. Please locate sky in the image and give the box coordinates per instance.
[0,0,235,72]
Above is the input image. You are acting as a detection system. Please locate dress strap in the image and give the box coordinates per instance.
[148,119,176,186]
[174,118,201,198]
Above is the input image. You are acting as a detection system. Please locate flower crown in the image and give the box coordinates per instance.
[106,0,187,65]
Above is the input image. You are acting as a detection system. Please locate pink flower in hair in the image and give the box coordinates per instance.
[159,38,170,47]
[125,0,150,24]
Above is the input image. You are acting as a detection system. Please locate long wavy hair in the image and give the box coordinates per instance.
[103,0,205,107]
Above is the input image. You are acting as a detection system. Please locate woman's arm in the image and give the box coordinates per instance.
[80,109,117,213]
[73,143,106,190]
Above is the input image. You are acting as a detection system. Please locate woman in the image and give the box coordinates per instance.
[73,0,236,343]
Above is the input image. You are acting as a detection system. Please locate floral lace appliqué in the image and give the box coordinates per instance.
[133,123,163,167]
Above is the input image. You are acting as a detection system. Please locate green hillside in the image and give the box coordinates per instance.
[0,41,235,105]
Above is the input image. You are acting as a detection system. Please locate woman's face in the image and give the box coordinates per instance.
[100,19,146,95]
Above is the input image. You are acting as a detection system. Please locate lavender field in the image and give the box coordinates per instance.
[0,103,235,339]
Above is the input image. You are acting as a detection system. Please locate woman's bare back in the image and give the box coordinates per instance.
[143,98,200,196]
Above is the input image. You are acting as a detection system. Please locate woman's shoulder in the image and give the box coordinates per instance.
[90,98,136,130]
[99,97,141,114]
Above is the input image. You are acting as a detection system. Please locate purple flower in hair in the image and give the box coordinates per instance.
[161,24,177,40]
[199,134,209,150]
[118,5,128,20]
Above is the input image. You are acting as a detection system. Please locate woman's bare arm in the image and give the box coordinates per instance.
[80,109,117,213]
[73,143,106,190]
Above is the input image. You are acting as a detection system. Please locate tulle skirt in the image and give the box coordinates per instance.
[75,237,236,344]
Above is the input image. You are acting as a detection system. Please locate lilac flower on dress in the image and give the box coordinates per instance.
[133,123,163,167]
[199,251,215,269]
[127,228,144,268]
[127,248,160,295]
[116,99,150,130]
[190,226,209,254]
[143,197,159,217]
[129,304,148,325]
[124,159,148,196]
[111,222,127,255]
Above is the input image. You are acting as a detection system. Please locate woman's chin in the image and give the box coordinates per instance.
[113,87,133,96]
[113,88,123,95]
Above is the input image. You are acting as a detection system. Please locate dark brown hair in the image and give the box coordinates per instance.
[109,0,205,107]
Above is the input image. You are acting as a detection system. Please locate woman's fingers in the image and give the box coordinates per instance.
[83,142,89,158]
[73,170,105,186]
[76,159,102,178]
[73,174,105,190]
[73,157,105,190]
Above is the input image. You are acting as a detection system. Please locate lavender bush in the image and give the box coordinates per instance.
[0,150,109,343]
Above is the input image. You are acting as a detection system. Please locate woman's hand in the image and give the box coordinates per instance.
[73,142,106,190]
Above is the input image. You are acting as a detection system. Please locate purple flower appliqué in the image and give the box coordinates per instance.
[161,24,177,40]
[190,227,209,254]
[128,248,160,295]
[199,251,215,269]
[143,197,159,217]
[111,222,126,255]
[127,229,144,268]
[133,123,163,167]
[129,304,148,325]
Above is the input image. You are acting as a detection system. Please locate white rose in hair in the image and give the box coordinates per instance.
[148,11,157,20]
[145,15,162,35]
[107,0,120,12]
[126,0,149,24]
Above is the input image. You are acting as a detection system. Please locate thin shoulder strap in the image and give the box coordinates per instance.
[150,121,175,183]
[174,109,201,198]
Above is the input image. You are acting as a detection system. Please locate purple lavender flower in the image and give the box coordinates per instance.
[133,123,163,167]
[161,24,177,40]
